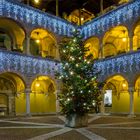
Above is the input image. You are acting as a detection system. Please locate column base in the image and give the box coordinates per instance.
[127,114,136,118]
[25,113,32,117]
[99,112,105,116]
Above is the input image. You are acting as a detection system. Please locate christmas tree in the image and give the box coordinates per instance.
[57,29,102,116]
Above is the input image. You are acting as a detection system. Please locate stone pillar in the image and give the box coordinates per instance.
[100,90,105,115]
[99,38,103,58]
[25,88,31,116]
[55,80,62,114]
[55,90,60,114]
[8,96,13,115]
[56,45,60,60]
[129,32,133,52]
[128,87,135,117]
[24,34,30,55]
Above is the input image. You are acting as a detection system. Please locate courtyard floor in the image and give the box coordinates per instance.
[0,114,140,140]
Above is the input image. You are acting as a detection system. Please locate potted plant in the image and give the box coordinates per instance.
[56,29,102,128]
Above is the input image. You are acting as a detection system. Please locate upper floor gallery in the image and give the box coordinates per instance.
[0,0,140,83]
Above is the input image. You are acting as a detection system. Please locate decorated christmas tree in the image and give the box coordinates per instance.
[57,29,102,117]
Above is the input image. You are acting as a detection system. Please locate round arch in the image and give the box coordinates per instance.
[84,36,99,59]
[133,74,140,113]
[0,72,25,116]
[133,20,140,51]
[0,17,26,52]
[30,28,58,59]
[103,74,129,114]
[103,25,129,58]
[30,75,57,114]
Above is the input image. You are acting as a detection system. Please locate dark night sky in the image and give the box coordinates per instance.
[23,0,120,16]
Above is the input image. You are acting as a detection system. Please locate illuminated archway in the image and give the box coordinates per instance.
[133,20,140,50]
[0,72,25,116]
[134,76,140,113]
[0,18,25,52]
[103,26,129,58]
[31,76,56,114]
[104,75,129,113]
[84,37,99,59]
[30,29,57,59]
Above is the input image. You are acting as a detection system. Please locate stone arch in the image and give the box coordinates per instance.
[133,74,140,113]
[132,73,140,89]
[30,75,57,114]
[103,43,117,58]
[103,74,129,114]
[0,27,14,50]
[0,72,25,116]
[133,20,140,51]
[30,28,58,59]
[0,17,26,52]
[84,36,99,59]
[30,74,57,88]
[103,25,129,58]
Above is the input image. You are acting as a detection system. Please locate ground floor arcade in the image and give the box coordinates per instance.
[0,73,140,117]
[100,75,140,116]
[0,72,58,116]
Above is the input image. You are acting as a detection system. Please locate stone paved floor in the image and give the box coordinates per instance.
[0,114,140,140]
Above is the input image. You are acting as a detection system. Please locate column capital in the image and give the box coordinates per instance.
[24,34,31,55]
[25,88,31,116]
[25,88,31,93]
[128,87,135,93]
[128,30,134,38]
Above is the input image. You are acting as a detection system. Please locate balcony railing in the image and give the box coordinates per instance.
[1,0,140,40]
[95,50,140,81]
[0,50,61,77]
[0,0,76,37]
[0,47,140,83]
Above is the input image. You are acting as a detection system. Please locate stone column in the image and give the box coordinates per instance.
[55,90,60,114]
[8,96,13,115]
[25,88,31,116]
[100,90,105,115]
[128,87,135,117]
[24,34,30,55]
[99,38,103,58]
[129,32,133,52]
[55,80,62,114]
[56,45,60,60]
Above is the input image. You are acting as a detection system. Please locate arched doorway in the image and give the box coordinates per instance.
[104,75,129,114]
[103,26,129,58]
[0,72,25,116]
[31,76,56,114]
[0,18,25,52]
[30,28,58,59]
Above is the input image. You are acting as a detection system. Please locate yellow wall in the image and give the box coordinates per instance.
[30,93,56,113]
[134,92,140,113]
[16,92,56,114]
[112,92,129,113]
[15,93,26,114]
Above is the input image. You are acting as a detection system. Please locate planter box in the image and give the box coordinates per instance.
[65,114,88,128]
